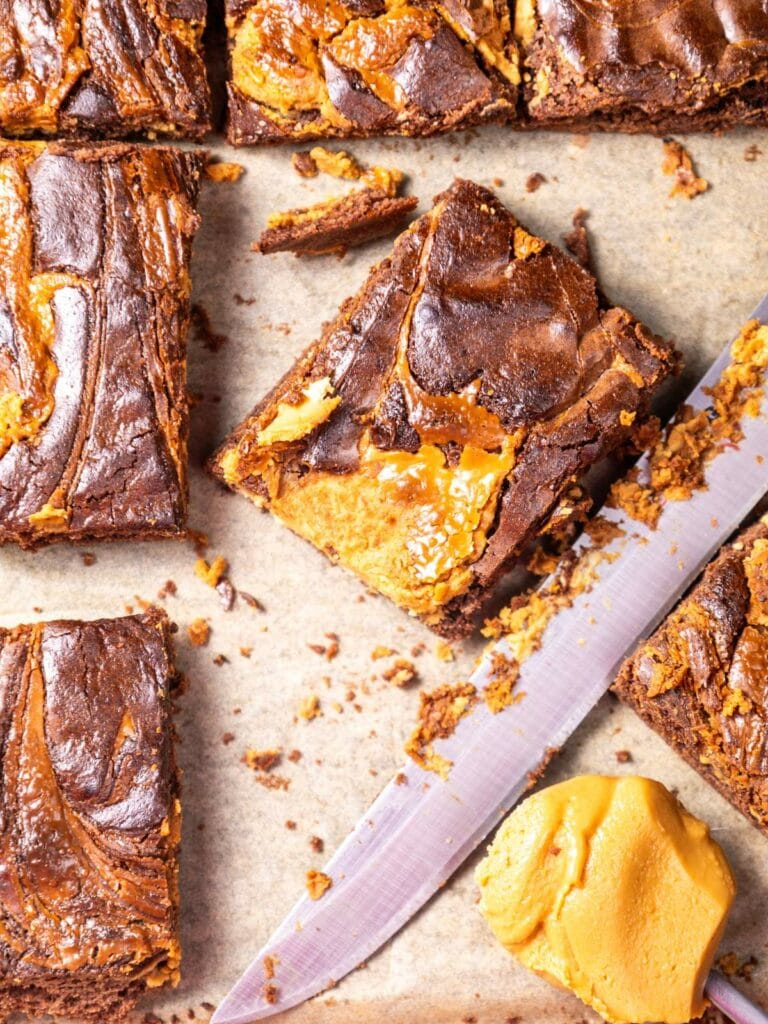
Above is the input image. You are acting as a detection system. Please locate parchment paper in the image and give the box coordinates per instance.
[2,123,768,1024]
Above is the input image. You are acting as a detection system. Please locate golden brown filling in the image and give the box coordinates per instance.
[0,2,205,133]
[0,150,80,463]
[229,0,519,129]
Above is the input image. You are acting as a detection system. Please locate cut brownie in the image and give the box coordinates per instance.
[0,1,211,139]
[0,142,204,549]
[614,517,768,835]
[210,179,678,637]
[225,0,520,144]
[255,188,419,257]
[518,0,768,131]
[0,609,180,1022]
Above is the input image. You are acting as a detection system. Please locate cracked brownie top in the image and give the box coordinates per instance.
[0,142,204,548]
[520,0,768,129]
[0,0,211,139]
[211,180,678,636]
[225,0,520,143]
[0,609,180,1021]
[615,516,768,834]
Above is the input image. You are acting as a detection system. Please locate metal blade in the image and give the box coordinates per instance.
[213,294,768,1024]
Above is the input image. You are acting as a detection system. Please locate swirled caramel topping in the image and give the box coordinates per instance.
[0,0,210,138]
[0,610,179,994]
[227,0,519,142]
[0,142,204,549]
[212,180,677,634]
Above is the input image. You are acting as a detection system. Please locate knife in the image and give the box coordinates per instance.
[212,294,768,1024]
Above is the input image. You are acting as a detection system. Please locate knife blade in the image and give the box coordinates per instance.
[212,295,768,1024]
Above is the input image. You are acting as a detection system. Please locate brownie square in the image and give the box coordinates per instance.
[0,1,211,139]
[210,179,678,637]
[519,0,768,131]
[0,142,204,549]
[0,609,180,1022]
[225,0,520,144]
[614,517,768,835]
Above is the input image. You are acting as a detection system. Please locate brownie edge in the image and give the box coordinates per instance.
[211,179,678,637]
[0,609,181,1022]
[0,142,205,549]
[614,517,768,835]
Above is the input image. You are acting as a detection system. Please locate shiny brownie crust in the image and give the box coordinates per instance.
[0,142,204,549]
[0,0,211,139]
[0,609,181,1023]
[211,180,678,636]
[224,0,520,144]
[614,518,768,835]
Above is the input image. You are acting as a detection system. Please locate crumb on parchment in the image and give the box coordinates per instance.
[298,693,321,721]
[195,555,228,587]
[661,139,708,199]
[187,618,210,647]
[204,160,244,183]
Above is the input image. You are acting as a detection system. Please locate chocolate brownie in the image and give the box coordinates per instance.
[210,179,678,637]
[518,0,768,131]
[614,517,768,835]
[225,0,520,144]
[0,0,211,139]
[0,609,180,1022]
[0,142,204,549]
[255,188,418,257]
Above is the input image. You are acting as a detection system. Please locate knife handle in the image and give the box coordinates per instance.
[706,970,768,1024]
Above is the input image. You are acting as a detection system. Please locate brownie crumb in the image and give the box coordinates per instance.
[394,772,407,786]
[371,645,395,660]
[292,151,319,177]
[212,653,230,667]
[718,952,758,981]
[243,748,282,772]
[298,694,321,721]
[191,303,228,353]
[405,683,478,778]
[285,820,297,830]
[81,551,96,566]
[744,144,762,162]
[241,591,265,611]
[382,659,418,687]
[195,555,228,587]
[615,749,632,763]
[204,161,244,183]
[309,835,324,853]
[435,641,455,662]
[187,618,210,647]
[263,954,277,980]
[661,140,708,200]
[158,579,177,600]
[484,649,523,713]
[221,732,236,745]
[287,748,302,763]
[262,983,279,1004]
[306,869,332,900]
[525,172,546,193]
[564,207,591,270]
[239,646,253,658]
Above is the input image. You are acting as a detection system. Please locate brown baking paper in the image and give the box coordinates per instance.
[2,125,768,1024]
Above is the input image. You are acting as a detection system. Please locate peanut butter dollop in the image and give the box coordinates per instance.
[475,775,735,1024]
